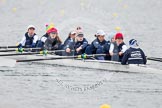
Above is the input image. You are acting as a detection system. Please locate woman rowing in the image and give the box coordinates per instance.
[106,32,116,43]
[17,25,39,48]
[74,32,88,55]
[121,39,147,65]
[36,24,54,48]
[43,28,62,51]
[109,32,127,62]
[85,30,110,60]
[62,31,76,56]
[36,25,62,53]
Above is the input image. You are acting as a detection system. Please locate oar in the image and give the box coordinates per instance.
[0,48,42,52]
[0,46,18,49]
[16,54,106,62]
[147,57,162,62]
[0,49,16,52]
[0,50,67,56]
[0,46,42,49]
[147,57,162,60]
[0,52,42,56]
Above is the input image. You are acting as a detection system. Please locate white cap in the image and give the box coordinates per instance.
[27,25,35,30]
[70,31,77,35]
[96,30,106,36]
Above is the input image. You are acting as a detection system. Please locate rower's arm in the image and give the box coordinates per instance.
[121,45,127,53]
[121,50,129,65]
[19,36,26,46]
[81,40,88,49]
[33,35,39,44]
[109,43,114,54]
[141,49,147,64]
[41,37,47,43]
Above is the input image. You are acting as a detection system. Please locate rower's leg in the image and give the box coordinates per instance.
[85,46,92,54]
[96,49,105,60]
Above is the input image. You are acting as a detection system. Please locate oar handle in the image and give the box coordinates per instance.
[16,54,108,62]
[0,47,42,52]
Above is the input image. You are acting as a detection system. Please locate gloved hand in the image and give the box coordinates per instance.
[17,43,24,52]
[17,43,22,48]
[52,45,59,50]
[40,49,48,55]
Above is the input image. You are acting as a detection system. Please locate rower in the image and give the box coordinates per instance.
[109,32,127,62]
[121,39,147,65]
[106,32,116,43]
[74,32,88,55]
[43,27,62,52]
[62,31,76,56]
[105,32,116,60]
[17,25,38,48]
[35,24,62,55]
[36,24,54,48]
[85,30,110,60]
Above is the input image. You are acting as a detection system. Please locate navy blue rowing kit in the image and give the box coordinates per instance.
[62,37,75,56]
[121,47,147,65]
[85,38,111,60]
[62,37,89,56]
[36,33,49,48]
[74,38,88,55]
[18,32,38,48]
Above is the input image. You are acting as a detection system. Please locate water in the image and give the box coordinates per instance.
[0,0,162,108]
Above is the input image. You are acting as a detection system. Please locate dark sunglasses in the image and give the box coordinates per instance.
[77,27,81,30]
[51,32,57,34]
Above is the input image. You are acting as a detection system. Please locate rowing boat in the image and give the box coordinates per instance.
[0,50,162,74]
[3,53,161,74]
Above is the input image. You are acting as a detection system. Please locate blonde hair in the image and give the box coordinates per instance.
[56,34,62,43]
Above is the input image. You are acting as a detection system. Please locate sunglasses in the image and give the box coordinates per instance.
[77,27,81,30]
[51,32,57,34]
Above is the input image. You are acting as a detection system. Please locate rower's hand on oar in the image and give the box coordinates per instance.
[77,53,88,59]
[76,47,82,52]
[16,43,24,52]
[119,52,123,56]
[17,43,22,48]
[17,48,24,53]
[66,48,71,53]
[40,49,48,55]
[16,44,24,53]
[110,52,113,56]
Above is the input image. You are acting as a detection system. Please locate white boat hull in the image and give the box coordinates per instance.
[1,53,162,74]
[17,54,162,74]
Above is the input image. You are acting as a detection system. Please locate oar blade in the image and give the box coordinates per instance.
[147,57,162,62]
[0,57,17,67]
